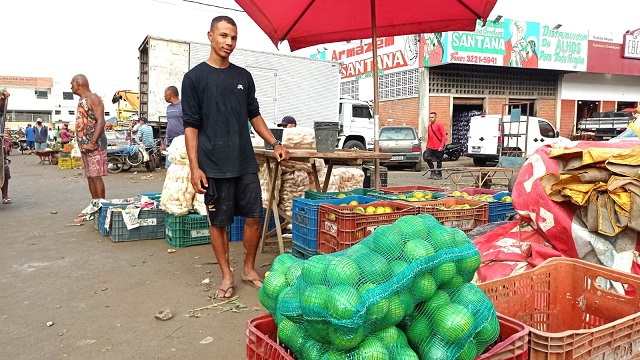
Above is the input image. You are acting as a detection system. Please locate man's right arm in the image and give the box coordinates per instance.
[182,73,207,193]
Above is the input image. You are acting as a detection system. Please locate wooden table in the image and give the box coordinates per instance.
[441,166,520,189]
[254,149,391,254]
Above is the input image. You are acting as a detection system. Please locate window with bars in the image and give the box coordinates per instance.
[340,80,359,99]
[429,64,557,98]
[379,68,419,100]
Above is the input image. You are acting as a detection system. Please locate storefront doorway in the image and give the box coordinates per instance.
[577,100,599,121]
[507,99,536,116]
[617,101,638,111]
[452,98,484,147]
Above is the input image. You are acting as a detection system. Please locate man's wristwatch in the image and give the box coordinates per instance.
[270,140,282,148]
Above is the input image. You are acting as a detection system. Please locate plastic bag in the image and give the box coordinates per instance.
[167,135,189,166]
[281,126,316,149]
[160,163,195,215]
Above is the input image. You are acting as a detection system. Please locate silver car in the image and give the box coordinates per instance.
[378,126,423,172]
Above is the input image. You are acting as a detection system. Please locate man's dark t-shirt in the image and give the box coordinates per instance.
[182,62,261,178]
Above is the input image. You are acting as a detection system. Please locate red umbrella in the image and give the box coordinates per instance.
[235,0,498,187]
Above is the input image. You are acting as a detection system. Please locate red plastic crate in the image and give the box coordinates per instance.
[477,313,529,360]
[479,257,640,360]
[379,185,450,194]
[246,314,295,360]
[317,200,419,254]
[418,197,488,233]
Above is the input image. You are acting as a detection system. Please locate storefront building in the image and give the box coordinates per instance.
[311,20,640,145]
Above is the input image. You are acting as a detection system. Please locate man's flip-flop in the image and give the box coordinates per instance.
[242,277,264,290]
[216,284,236,299]
[2,199,11,204]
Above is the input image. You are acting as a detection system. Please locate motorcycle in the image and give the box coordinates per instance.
[443,142,465,161]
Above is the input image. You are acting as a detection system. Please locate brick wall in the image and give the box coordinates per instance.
[559,100,576,137]
[488,98,507,115]
[379,97,419,129]
[537,99,556,123]
[429,96,451,133]
[602,101,616,112]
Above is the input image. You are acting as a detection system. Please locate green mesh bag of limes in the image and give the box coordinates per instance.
[259,214,499,359]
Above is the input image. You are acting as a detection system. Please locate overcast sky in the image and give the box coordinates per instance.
[2,0,638,96]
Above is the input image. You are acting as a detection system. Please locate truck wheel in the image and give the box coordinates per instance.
[473,158,487,167]
[343,140,365,150]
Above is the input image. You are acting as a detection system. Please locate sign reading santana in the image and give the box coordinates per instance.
[624,29,640,59]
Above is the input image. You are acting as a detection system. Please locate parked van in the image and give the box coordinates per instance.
[467,115,567,166]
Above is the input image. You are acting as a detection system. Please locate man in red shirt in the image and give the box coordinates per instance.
[424,112,446,179]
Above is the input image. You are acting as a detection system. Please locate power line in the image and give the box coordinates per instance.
[181,0,245,12]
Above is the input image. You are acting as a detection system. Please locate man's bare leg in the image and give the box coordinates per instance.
[87,177,105,199]
[241,217,263,287]
[210,225,235,298]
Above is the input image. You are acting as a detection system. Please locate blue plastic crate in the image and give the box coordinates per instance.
[108,208,165,242]
[488,191,515,222]
[230,208,278,242]
[291,243,317,260]
[94,200,135,236]
[292,195,377,251]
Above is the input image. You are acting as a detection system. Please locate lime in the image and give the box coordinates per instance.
[432,262,457,285]
[427,229,455,251]
[352,337,390,360]
[328,285,360,320]
[395,346,420,360]
[258,285,276,313]
[286,261,304,286]
[474,314,500,354]
[396,215,429,240]
[271,253,300,273]
[301,285,331,316]
[457,254,481,282]
[302,255,330,285]
[433,303,474,342]
[417,335,450,360]
[368,225,405,260]
[307,319,331,343]
[388,260,409,278]
[320,350,344,360]
[356,251,390,284]
[373,326,407,348]
[359,282,389,323]
[328,325,365,350]
[381,293,411,327]
[441,274,464,290]
[452,283,491,315]
[302,340,331,360]
[457,339,478,360]
[451,228,471,247]
[327,257,361,287]
[262,271,288,301]
[410,273,437,303]
[422,290,451,316]
[277,318,306,354]
[405,316,432,343]
[402,239,435,263]
[346,243,369,257]
[276,286,303,322]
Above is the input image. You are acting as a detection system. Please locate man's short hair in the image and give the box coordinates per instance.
[430,112,437,116]
[211,16,237,31]
[166,86,179,97]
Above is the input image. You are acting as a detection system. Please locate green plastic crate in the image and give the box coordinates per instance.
[303,188,382,200]
[165,213,211,248]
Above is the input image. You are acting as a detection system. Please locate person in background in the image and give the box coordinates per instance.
[33,119,48,163]
[59,124,72,146]
[1,90,12,204]
[183,15,289,299]
[424,111,446,180]
[129,114,141,139]
[277,116,297,128]
[137,117,156,171]
[4,129,12,156]
[161,85,183,168]
[71,74,108,214]
[24,124,35,154]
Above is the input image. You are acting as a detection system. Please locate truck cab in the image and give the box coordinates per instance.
[467,114,567,166]
[338,98,375,151]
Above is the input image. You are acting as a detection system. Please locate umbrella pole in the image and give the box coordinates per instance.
[370,0,380,190]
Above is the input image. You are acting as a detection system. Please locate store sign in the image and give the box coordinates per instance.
[0,76,53,88]
[538,25,589,71]
[623,29,640,59]
[587,32,640,75]
[444,20,504,66]
[312,36,420,79]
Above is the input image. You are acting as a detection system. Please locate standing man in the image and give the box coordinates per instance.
[137,117,156,171]
[71,74,108,209]
[183,16,290,299]
[25,124,35,154]
[33,119,48,163]
[162,85,183,168]
[424,112,446,180]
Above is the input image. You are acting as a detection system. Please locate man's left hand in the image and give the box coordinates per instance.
[81,142,98,153]
[274,144,290,162]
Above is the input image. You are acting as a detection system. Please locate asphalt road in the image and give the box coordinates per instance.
[0,152,491,359]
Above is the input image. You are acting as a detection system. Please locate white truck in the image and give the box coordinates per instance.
[137,36,374,150]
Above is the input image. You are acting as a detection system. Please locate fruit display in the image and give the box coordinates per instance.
[259,214,499,359]
[382,191,447,202]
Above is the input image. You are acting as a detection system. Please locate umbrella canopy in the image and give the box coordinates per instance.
[235,0,497,51]
[235,0,497,189]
